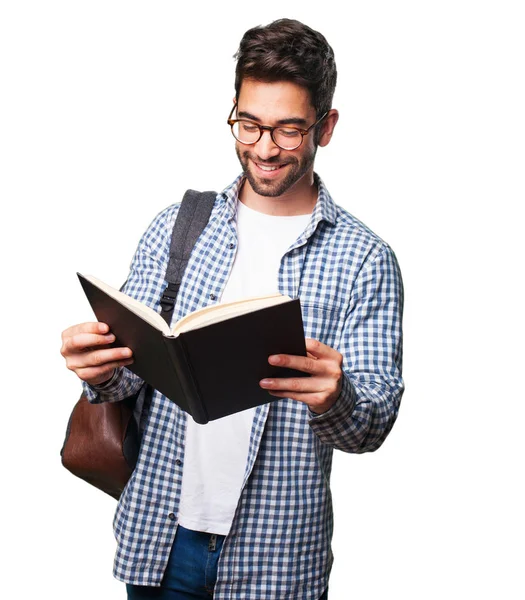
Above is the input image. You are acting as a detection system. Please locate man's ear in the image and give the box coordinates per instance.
[318,109,339,147]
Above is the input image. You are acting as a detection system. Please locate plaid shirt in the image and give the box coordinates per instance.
[84,174,404,599]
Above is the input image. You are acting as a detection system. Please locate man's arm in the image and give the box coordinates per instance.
[259,244,404,453]
[61,204,178,404]
[60,321,135,402]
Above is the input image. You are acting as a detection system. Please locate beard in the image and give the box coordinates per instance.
[235,144,317,198]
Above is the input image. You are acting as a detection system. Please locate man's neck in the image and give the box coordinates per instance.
[238,172,318,216]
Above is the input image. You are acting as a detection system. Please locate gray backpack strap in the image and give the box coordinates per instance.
[159,189,217,325]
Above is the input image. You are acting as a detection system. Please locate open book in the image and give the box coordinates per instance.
[78,273,307,424]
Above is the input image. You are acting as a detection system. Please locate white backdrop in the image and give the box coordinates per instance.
[1,1,523,598]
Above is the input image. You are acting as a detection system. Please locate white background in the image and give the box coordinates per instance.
[1,1,523,598]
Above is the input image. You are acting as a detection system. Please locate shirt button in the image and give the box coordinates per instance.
[175,459,182,466]
[168,513,176,521]
[229,243,235,249]
[210,294,217,301]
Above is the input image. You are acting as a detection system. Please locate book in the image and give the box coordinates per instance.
[78,273,308,424]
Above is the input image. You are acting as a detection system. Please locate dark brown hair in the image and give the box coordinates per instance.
[234,18,337,118]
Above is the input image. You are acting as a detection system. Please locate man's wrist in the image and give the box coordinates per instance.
[308,375,355,421]
[90,369,119,390]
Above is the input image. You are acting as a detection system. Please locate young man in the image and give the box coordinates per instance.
[61,19,404,600]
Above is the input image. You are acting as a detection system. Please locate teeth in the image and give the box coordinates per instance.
[258,164,280,171]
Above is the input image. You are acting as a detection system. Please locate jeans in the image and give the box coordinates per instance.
[127,524,328,599]
[127,525,225,599]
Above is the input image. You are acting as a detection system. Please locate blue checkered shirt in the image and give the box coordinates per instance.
[84,174,404,599]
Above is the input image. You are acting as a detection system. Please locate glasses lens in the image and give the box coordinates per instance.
[230,120,303,150]
[232,121,260,144]
[273,127,302,150]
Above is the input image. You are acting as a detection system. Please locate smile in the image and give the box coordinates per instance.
[253,161,288,176]
[258,164,281,171]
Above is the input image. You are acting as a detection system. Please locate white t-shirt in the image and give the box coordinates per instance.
[177,199,311,535]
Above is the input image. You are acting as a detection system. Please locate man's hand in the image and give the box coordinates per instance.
[60,322,134,386]
[259,338,343,414]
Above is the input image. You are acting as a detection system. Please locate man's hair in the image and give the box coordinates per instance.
[234,18,337,118]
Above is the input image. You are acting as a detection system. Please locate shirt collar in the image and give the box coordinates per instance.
[217,173,338,228]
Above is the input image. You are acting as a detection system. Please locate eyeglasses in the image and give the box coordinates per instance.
[227,104,328,151]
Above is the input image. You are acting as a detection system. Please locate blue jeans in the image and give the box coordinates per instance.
[127,524,328,599]
[127,525,225,599]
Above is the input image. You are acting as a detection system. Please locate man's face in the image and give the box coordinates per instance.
[234,79,319,198]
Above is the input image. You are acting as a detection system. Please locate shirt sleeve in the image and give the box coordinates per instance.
[308,244,404,453]
[83,204,178,404]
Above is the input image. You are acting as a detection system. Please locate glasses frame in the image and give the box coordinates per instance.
[227,103,329,151]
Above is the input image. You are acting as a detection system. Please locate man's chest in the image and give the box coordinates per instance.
[169,214,351,352]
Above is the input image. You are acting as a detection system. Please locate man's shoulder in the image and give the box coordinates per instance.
[146,179,239,236]
[138,203,182,253]
[149,202,182,232]
[319,201,402,290]
[317,176,389,258]
[334,203,385,243]
[326,199,391,266]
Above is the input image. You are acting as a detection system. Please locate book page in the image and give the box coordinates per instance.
[171,294,291,336]
[82,274,291,338]
[83,275,171,335]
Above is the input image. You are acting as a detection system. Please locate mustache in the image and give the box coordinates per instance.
[242,151,297,166]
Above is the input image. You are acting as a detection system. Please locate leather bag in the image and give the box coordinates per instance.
[61,190,217,499]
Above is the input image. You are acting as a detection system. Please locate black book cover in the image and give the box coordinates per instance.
[78,274,308,423]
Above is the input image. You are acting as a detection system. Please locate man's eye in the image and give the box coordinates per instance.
[241,122,259,133]
[278,128,300,137]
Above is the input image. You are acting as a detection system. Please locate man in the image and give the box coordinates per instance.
[61,18,404,600]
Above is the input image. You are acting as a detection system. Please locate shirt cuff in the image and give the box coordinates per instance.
[308,374,357,442]
[81,368,121,404]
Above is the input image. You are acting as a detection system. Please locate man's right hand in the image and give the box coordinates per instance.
[60,322,134,386]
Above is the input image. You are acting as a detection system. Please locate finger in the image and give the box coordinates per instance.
[76,359,134,385]
[265,390,315,400]
[305,338,343,362]
[267,353,325,375]
[62,322,110,340]
[260,376,331,394]
[67,347,133,370]
[264,389,328,406]
[61,332,116,355]
[263,388,337,414]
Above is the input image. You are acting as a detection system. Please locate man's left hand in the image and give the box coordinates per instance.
[259,338,343,415]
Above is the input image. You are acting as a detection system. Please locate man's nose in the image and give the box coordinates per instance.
[254,130,281,160]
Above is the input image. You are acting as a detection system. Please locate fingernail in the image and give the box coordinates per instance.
[122,348,132,357]
[260,379,272,387]
[268,355,281,365]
